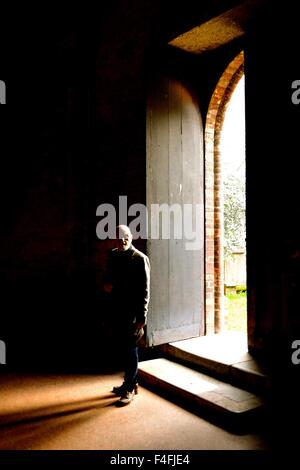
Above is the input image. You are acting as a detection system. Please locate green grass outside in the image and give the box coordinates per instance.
[225,291,247,333]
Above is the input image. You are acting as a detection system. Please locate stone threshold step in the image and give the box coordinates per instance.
[139,358,265,422]
[161,334,272,394]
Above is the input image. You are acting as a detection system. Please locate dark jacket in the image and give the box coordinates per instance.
[104,244,150,327]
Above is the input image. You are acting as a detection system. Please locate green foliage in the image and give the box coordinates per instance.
[236,284,247,293]
[223,174,246,259]
[225,291,247,332]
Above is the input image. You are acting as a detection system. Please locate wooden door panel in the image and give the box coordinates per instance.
[146,75,204,347]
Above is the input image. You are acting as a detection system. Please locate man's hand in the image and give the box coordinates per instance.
[103,283,113,293]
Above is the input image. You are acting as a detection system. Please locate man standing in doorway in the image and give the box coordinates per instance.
[103,225,150,406]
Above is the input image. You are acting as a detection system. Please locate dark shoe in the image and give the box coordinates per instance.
[117,390,135,406]
[112,383,127,395]
[112,383,138,396]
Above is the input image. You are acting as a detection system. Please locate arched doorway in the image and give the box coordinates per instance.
[205,51,245,334]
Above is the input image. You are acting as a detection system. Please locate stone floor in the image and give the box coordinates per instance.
[0,371,271,450]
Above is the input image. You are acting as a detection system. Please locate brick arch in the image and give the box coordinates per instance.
[205,51,244,334]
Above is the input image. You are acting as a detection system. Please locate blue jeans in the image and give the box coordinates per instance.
[124,344,139,392]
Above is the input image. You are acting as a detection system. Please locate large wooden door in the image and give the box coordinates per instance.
[146,75,204,346]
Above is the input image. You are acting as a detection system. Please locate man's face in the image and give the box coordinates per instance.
[116,228,132,251]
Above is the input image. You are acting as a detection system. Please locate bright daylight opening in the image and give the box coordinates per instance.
[220,75,247,333]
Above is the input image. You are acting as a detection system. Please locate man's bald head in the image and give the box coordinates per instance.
[116,225,133,251]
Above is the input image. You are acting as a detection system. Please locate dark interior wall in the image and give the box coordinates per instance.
[1,1,238,370]
[244,3,300,439]
[0,8,99,369]
[245,5,300,368]
[2,2,298,375]
[1,3,240,370]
